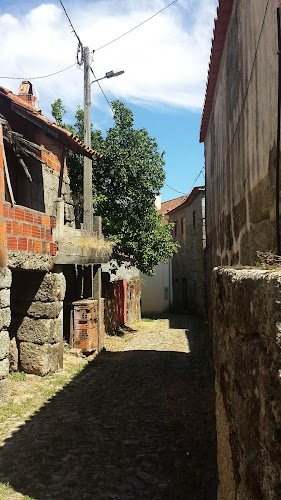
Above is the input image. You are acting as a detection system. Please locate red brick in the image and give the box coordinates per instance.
[45,228,52,241]
[12,221,23,236]
[0,221,6,245]
[0,198,3,218]
[23,223,32,237]
[28,239,33,252]
[18,237,27,251]
[50,243,57,256]
[3,204,14,220]
[34,214,42,225]
[41,227,45,239]
[0,246,6,267]
[0,171,4,196]
[25,211,33,223]
[33,240,42,253]
[32,226,40,238]
[6,221,12,234]
[7,236,17,250]
[15,207,25,221]
[42,215,50,227]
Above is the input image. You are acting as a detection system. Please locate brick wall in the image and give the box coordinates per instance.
[3,203,57,257]
[0,121,62,264]
[41,149,67,175]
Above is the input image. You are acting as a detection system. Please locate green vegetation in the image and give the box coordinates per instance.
[51,99,179,275]
[8,371,26,382]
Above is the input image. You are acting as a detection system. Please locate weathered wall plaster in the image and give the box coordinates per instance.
[204,0,280,274]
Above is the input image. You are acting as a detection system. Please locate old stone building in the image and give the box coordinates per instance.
[140,189,206,315]
[201,0,280,272]
[201,1,281,498]
[0,82,111,401]
[167,187,206,315]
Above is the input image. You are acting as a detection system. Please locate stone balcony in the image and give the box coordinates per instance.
[52,199,113,266]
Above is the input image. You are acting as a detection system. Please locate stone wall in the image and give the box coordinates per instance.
[9,270,66,376]
[212,267,281,500]
[168,190,206,315]
[0,268,11,402]
[204,0,281,274]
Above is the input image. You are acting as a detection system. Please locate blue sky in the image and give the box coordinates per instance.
[0,0,217,202]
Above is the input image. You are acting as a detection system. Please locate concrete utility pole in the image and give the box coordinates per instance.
[83,46,93,231]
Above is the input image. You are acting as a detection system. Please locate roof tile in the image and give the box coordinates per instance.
[0,86,103,159]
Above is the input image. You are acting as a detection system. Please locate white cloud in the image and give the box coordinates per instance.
[0,0,217,118]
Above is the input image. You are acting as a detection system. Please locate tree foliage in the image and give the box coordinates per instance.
[51,99,178,275]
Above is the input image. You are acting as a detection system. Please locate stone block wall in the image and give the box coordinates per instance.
[168,190,206,315]
[212,267,281,500]
[10,270,66,376]
[0,268,11,402]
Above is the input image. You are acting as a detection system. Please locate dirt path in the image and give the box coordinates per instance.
[0,314,217,500]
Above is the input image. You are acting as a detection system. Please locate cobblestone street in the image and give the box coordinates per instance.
[0,315,217,500]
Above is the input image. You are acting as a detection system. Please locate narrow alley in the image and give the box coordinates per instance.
[0,315,217,500]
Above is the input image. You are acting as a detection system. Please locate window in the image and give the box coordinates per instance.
[181,217,186,241]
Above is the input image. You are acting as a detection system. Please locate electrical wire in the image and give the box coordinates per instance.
[0,0,178,81]
[95,0,178,51]
[188,167,205,191]
[59,0,84,67]
[90,66,113,113]
[0,63,77,80]
[164,182,187,195]
[59,0,82,46]
[164,166,205,196]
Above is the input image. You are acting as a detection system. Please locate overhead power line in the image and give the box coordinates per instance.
[164,166,205,196]
[164,182,187,195]
[0,63,76,81]
[90,66,113,113]
[59,0,82,46]
[188,167,205,191]
[0,0,178,81]
[95,0,178,51]
[59,0,84,67]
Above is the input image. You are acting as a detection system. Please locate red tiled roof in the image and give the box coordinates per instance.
[165,186,205,215]
[0,86,103,159]
[158,195,188,215]
[199,0,234,143]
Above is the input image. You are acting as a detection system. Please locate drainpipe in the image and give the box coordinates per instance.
[276,8,281,255]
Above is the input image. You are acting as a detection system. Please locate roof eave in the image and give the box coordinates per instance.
[200,0,234,143]
[166,186,205,215]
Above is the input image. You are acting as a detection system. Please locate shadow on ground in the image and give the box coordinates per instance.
[0,314,217,500]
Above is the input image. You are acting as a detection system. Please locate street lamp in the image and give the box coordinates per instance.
[91,69,125,85]
[83,45,124,232]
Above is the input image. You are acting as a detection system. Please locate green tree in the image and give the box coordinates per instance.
[51,99,178,275]
[51,99,67,127]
